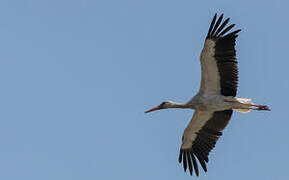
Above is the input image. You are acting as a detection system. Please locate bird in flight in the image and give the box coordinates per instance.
[145,13,270,176]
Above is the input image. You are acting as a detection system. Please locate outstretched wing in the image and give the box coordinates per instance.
[179,110,233,176]
[199,14,241,97]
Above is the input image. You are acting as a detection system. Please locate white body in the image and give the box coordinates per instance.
[188,93,253,112]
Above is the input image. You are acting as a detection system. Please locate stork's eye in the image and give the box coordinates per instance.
[160,102,166,106]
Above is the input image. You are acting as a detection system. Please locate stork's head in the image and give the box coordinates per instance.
[145,101,174,113]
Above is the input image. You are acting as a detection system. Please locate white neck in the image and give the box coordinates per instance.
[167,101,191,109]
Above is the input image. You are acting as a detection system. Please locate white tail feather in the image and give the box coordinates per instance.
[236,98,252,104]
[234,98,253,113]
[234,108,251,113]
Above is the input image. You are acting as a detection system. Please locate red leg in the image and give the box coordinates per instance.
[252,105,270,111]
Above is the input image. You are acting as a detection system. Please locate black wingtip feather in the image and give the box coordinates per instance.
[204,156,209,163]
[190,152,199,176]
[194,146,208,163]
[183,151,187,172]
[234,29,242,34]
[178,150,183,163]
[207,13,217,38]
[187,152,193,175]
[226,29,241,37]
[194,151,207,172]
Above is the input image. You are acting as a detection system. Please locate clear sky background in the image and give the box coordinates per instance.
[0,0,288,180]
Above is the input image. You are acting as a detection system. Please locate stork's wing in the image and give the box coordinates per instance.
[179,110,233,176]
[199,14,241,96]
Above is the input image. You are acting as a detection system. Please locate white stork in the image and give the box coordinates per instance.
[145,13,270,176]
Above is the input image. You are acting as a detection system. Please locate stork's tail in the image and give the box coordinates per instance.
[234,98,253,113]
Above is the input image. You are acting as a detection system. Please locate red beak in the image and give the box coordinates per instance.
[145,105,162,113]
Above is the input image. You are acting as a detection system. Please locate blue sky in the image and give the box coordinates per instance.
[0,0,288,179]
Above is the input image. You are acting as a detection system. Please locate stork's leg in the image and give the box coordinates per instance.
[224,97,270,111]
[251,104,270,111]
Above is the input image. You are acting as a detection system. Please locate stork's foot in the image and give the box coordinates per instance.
[252,105,271,111]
